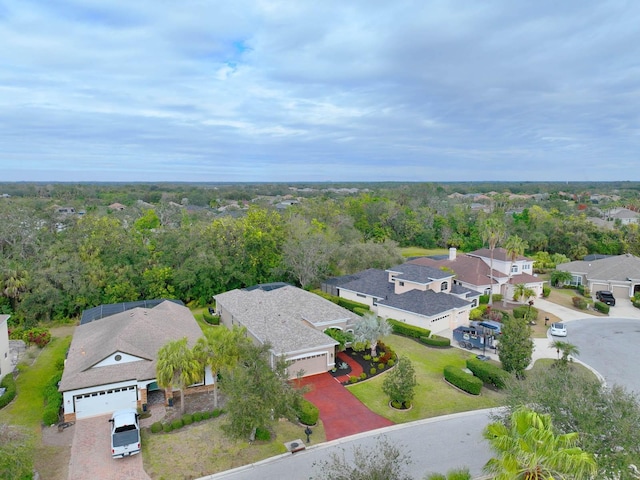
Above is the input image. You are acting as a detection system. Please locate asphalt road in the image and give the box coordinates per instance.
[202,409,497,480]
[564,317,640,394]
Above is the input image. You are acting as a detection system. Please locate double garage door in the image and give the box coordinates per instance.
[287,353,327,379]
[74,385,138,419]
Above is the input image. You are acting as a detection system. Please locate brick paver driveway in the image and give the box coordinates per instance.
[68,414,151,480]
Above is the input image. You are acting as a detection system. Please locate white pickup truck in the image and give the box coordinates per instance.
[109,409,141,458]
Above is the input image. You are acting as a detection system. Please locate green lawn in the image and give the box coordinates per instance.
[347,335,504,423]
[400,247,449,258]
[0,336,71,427]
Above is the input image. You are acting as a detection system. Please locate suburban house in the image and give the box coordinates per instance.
[322,262,479,335]
[0,315,10,382]
[556,253,640,300]
[214,284,359,379]
[59,300,213,422]
[409,248,544,303]
[602,207,640,225]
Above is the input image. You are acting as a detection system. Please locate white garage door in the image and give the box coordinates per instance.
[612,285,629,300]
[287,353,327,378]
[74,385,137,419]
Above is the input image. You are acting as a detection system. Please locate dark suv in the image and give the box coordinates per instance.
[596,290,616,306]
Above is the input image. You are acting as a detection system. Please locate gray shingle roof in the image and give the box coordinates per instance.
[335,269,395,299]
[214,286,353,355]
[558,253,640,282]
[59,301,203,392]
[387,263,452,282]
[379,289,471,317]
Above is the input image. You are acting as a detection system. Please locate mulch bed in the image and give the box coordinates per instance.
[332,345,395,384]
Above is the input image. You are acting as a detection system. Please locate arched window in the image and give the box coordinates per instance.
[440,281,448,291]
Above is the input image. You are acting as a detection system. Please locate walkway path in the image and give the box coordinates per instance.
[297,373,394,441]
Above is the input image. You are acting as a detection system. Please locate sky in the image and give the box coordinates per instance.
[1,1,639,183]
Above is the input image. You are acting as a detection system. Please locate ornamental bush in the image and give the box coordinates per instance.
[150,422,163,433]
[349,375,359,383]
[370,367,377,375]
[25,327,52,348]
[171,418,183,430]
[542,285,551,297]
[466,358,510,389]
[572,296,588,309]
[162,423,173,433]
[594,301,610,314]
[182,413,193,425]
[443,365,482,395]
[296,398,319,426]
[420,335,451,347]
[192,411,204,422]
[0,374,17,409]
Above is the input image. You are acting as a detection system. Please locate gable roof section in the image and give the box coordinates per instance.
[59,301,202,392]
[214,286,350,355]
[379,289,471,317]
[467,247,528,262]
[409,256,503,286]
[333,269,395,299]
[386,263,452,283]
[557,253,640,282]
[80,299,184,325]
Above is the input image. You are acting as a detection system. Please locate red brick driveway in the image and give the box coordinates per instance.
[68,414,151,480]
[297,373,394,441]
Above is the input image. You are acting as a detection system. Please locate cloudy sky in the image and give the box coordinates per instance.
[1,1,639,182]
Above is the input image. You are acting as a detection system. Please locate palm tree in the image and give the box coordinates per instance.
[550,269,573,287]
[193,326,249,408]
[156,338,202,414]
[513,283,536,303]
[353,312,392,357]
[550,340,580,366]
[484,407,597,480]
[504,235,529,300]
[480,216,507,306]
[2,269,28,311]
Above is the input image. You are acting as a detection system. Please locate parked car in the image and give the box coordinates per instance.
[596,290,616,306]
[109,409,140,458]
[549,322,567,337]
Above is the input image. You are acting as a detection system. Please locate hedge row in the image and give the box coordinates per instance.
[479,294,503,305]
[311,290,370,314]
[387,319,430,339]
[0,374,17,409]
[443,365,482,395]
[150,408,224,433]
[593,301,610,314]
[202,311,220,325]
[42,371,64,425]
[466,358,510,389]
[296,398,319,426]
[420,335,451,347]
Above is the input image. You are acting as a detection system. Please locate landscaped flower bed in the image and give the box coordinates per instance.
[337,342,396,385]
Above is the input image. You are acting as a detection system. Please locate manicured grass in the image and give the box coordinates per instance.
[529,358,599,383]
[0,336,71,427]
[400,247,449,258]
[142,416,326,479]
[348,335,504,423]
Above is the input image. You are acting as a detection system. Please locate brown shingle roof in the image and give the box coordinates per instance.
[59,301,202,392]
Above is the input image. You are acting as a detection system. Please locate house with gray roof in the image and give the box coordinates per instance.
[59,300,212,422]
[323,262,479,335]
[556,253,640,301]
[409,247,544,303]
[213,284,359,379]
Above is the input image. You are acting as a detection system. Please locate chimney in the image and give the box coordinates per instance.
[449,247,457,261]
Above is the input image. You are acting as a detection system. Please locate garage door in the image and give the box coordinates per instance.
[287,353,327,378]
[74,385,137,419]
[591,283,608,293]
[612,285,629,300]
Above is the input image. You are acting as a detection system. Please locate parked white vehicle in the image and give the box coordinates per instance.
[549,323,567,337]
[109,409,140,458]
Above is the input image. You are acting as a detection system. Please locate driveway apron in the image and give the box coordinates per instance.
[68,414,151,480]
[298,373,394,441]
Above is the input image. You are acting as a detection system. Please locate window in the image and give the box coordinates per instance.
[114,354,122,361]
[399,281,405,287]
[523,264,531,270]
[471,299,478,308]
[356,293,366,298]
[440,281,448,291]
[511,265,518,273]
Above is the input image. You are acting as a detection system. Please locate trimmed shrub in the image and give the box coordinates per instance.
[492,294,503,303]
[336,297,369,312]
[542,285,551,297]
[0,374,17,409]
[201,410,212,420]
[386,358,395,367]
[150,422,163,433]
[469,308,483,320]
[255,427,271,441]
[370,367,377,375]
[443,365,482,395]
[211,408,223,418]
[420,335,451,347]
[349,375,359,384]
[203,312,220,325]
[352,306,370,316]
[387,319,431,339]
[171,418,184,430]
[594,301,610,314]
[296,398,319,426]
[162,423,173,433]
[363,354,372,361]
[192,411,204,422]
[42,371,63,425]
[466,358,510,389]
[359,372,367,380]
[479,294,490,304]
[182,413,193,425]
[572,296,588,309]
[378,363,385,370]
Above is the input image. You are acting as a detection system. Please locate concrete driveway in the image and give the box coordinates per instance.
[68,414,151,480]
